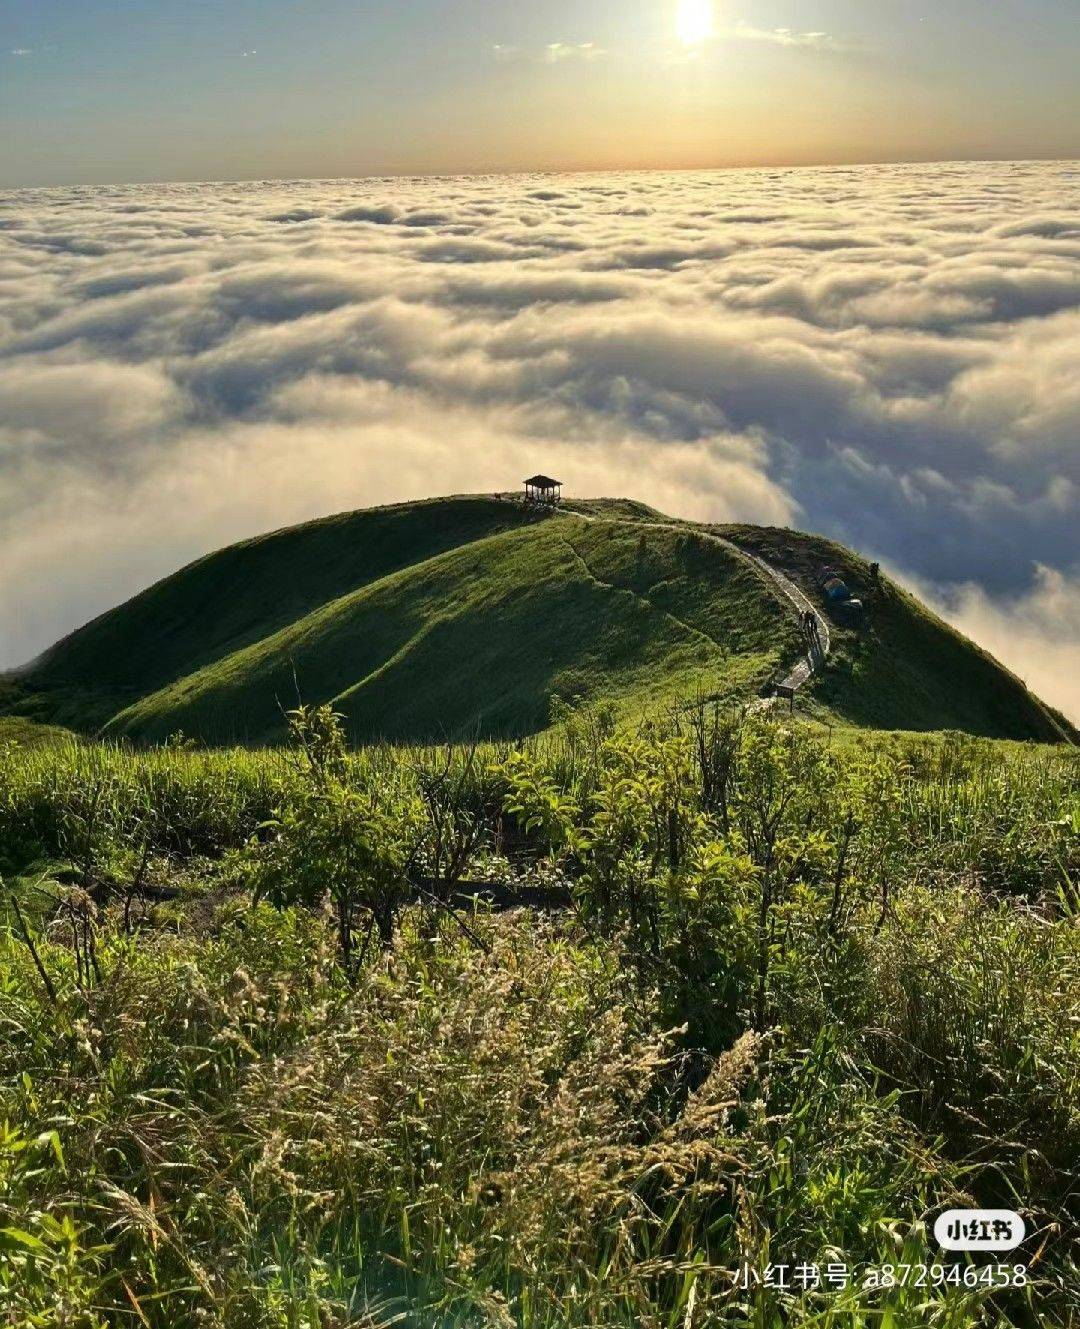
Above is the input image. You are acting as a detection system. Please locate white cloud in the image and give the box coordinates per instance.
[730,24,849,51]
[491,41,606,64]
[902,565,1080,724]
[544,42,606,63]
[0,163,1077,718]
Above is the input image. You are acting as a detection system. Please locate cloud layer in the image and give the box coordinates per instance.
[1,163,1078,718]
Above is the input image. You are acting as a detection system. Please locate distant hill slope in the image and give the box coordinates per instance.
[715,523,1076,745]
[10,497,530,730]
[3,495,1074,746]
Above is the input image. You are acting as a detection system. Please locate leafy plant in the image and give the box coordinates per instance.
[247,705,423,962]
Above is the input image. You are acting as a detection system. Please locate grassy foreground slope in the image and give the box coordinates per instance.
[3,494,1074,745]
[2,709,1078,1326]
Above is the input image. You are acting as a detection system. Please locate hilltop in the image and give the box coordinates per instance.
[3,494,1074,746]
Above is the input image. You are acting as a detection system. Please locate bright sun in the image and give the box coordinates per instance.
[676,0,714,45]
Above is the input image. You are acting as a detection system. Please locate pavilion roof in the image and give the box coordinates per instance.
[523,474,562,488]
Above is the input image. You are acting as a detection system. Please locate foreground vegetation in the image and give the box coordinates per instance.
[1,709,1078,1326]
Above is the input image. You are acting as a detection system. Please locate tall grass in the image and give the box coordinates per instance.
[3,908,1038,1328]
[0,712,1077,1326]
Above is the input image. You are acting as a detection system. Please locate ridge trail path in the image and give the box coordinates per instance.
[729,541,831,698]
[550,504,831,704]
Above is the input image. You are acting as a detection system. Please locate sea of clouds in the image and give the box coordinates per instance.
[1,162,1078,718]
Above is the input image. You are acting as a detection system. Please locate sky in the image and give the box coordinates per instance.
[1,6,1078,722]
[2,0,1080,185]
[2,163,1079,720]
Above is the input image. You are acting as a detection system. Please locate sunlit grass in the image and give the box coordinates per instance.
[0,711,1077,1324]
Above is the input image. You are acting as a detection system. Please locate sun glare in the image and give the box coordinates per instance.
[676,0,714,45]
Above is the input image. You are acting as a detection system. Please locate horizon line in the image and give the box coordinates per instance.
[3,152,1079,193]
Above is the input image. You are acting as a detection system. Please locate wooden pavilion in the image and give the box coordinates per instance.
[523,474,562,506]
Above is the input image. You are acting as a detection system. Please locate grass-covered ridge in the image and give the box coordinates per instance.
[716,523,1077,744]
[104,518,793,745]
[8,496,533,730]
[3,494,1075,745]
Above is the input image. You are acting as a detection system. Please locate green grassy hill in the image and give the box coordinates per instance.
[9,497,531,730]
[716,523,1077,744]
[3,495,1074,745]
